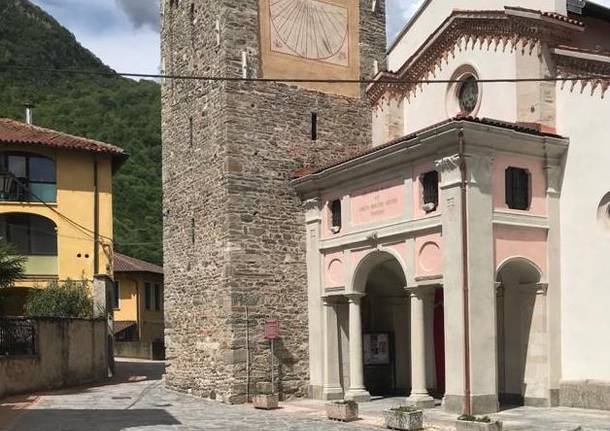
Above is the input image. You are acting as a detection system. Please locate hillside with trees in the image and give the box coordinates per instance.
[0,0,162,264]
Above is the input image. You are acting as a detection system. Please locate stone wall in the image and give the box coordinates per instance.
[0,317,109,399]
[161,0,386,403]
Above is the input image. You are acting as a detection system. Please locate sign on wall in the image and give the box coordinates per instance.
[264,320,280,340]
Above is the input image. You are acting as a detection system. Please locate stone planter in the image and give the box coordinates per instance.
[252,394,279,410]
[383,408,424,430]
[326,401,358,422]
[456,419,503,431]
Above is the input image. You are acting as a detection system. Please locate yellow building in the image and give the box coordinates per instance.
[113,253,164,359]
[0,118,126,315]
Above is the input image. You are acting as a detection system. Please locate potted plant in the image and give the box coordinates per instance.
[326,400,358,422]
[252,389,279,410]
[383,405,424,430]
[456,415,502,431]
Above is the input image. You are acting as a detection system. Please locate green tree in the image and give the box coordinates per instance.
[25,279,93,318]
[0,241,26,288]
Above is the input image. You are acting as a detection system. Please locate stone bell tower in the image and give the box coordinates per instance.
[161,0,386,403]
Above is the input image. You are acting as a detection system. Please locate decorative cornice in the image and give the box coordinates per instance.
[367,9,583,105]
[553,49,610,97]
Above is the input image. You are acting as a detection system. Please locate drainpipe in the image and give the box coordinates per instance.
[93,158,100,275]
[458,128,472,415]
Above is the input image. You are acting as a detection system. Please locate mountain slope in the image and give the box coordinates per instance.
[0,0,162,265]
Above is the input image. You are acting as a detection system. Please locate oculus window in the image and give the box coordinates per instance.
[458,75,479,115]
[505,167,530,210]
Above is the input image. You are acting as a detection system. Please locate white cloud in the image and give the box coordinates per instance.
[78,29,161,76]
[386,0,424,42]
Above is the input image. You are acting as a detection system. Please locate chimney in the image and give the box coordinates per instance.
[24,104,34,125]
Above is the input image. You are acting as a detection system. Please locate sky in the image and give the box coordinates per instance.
[30,0,610,76]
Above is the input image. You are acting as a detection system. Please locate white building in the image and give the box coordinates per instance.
[293,0,610,414]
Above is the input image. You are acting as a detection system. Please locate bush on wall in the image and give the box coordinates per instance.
[25,279,93,318]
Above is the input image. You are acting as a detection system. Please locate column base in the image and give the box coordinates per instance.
[406,393,435,409]
[442,394,499,414]
[322,386,344,401]
[345,388,371,402]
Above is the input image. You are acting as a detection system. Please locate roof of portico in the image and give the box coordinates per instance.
[291,117,568,192]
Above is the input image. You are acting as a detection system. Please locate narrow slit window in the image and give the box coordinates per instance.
[311,113,318,141]
[422,171,439,212]
[330,199,341,233]
[189,117,193,147]
[505,167,530,210]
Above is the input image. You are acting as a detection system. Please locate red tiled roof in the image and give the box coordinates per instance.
[114,253,163,275]
[0,118,126,156]
[113,320,137,335]
[293,117,564,178]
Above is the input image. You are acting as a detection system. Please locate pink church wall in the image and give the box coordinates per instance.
[351,178,406,226]
[415,232,443,277]
[413,161,440,219]
[324,251,345,289]
[494,225,547,275]
[493,154,547,216]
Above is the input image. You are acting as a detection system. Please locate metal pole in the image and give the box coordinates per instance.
[271,338,275,395]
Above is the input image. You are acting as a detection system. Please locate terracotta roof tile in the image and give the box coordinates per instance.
[114,253,163,275]
[113,321,137,335]
[0,118,126,156]
[293,117,565,178]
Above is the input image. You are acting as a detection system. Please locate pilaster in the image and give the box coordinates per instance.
[305,198,324,398]
[545,162,563,406]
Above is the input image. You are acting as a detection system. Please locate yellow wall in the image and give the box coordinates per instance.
[0,144,114,286]
[113,272,164,343]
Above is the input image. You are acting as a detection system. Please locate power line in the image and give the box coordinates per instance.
[0,64,608,84]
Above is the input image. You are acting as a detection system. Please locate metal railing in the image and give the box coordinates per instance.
[0,319,37,356]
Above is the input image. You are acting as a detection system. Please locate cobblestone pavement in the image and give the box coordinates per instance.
[2,359,610,431]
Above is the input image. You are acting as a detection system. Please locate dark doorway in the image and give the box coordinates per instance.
[360,254,410,396]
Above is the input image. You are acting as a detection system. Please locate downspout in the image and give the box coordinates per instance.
[458,128,472,415]
[93,158,100,275]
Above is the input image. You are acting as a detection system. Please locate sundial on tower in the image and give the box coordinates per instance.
[269,0,349,66]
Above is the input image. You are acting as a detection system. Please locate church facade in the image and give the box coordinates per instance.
[162,0,610,415]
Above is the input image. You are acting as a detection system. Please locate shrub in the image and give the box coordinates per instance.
[0,241,26,288]
[25,279,93,318]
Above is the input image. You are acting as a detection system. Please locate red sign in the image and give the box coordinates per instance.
[264,320,279,340]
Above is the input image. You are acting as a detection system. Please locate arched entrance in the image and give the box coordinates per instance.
[496,258,547,406]
[354,251,410,396]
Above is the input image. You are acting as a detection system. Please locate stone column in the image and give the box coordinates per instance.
[322,299,343,400]
[345,294,370,402]
[407,287,435,408]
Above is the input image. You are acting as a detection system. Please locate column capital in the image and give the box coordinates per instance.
[345,292,365,303]
[435,154,462,189]
[304,197,322,223]
[544,164,563,197]
[406,285,435,299]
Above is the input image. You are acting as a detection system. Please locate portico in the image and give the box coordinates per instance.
[293,117,568,414]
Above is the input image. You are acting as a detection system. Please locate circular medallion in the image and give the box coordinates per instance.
[270,0,349,65]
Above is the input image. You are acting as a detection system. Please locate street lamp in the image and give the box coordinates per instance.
[0,171,15,201]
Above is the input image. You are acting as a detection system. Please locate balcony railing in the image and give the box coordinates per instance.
[0,181,56,203]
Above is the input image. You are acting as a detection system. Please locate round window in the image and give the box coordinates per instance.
[458,76,479,114]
